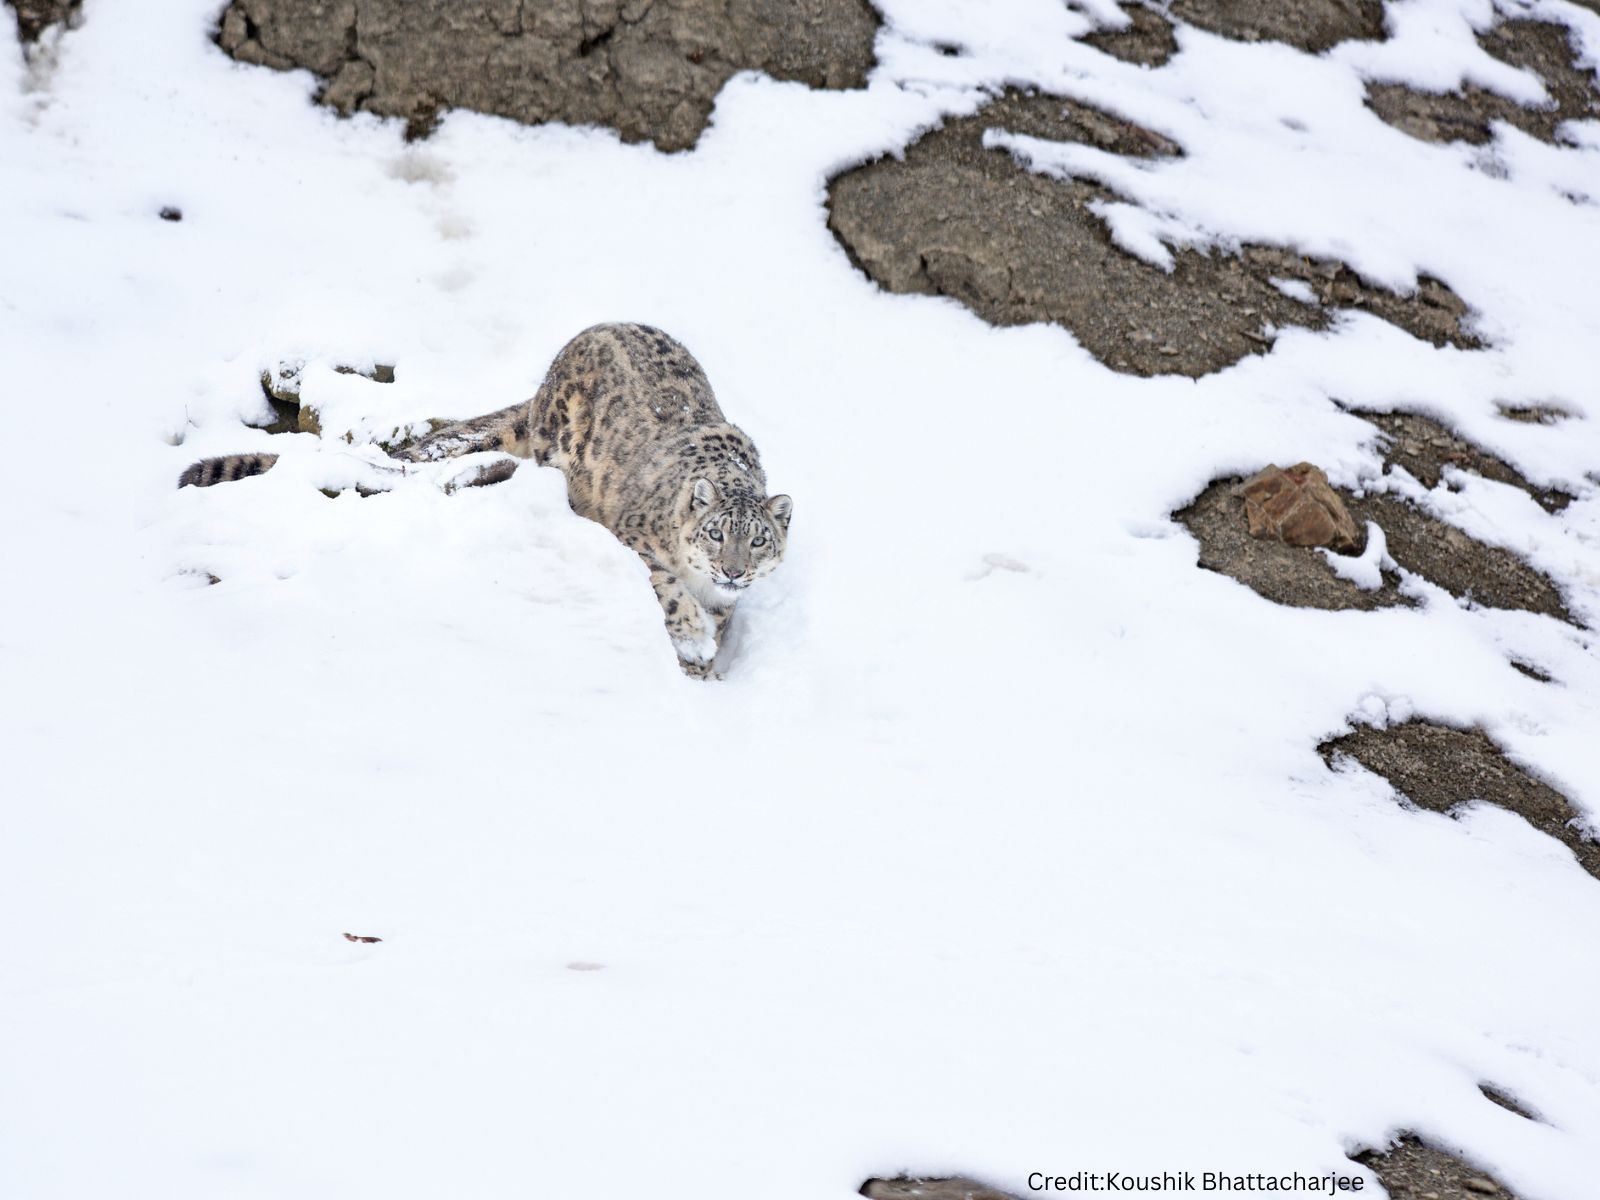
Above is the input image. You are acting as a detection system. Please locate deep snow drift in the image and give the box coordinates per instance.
[3,1,1600,1197]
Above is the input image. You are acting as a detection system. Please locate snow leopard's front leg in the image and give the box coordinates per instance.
[648,566,720,678]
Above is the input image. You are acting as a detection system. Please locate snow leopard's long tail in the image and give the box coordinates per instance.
[389,400,535,463]
[175,400,538,489]
[177,453,280,488]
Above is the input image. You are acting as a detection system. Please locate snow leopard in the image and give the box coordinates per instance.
[179,324,792,678]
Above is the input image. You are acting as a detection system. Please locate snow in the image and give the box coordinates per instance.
[1321,522,1391,590]
[3,1,1600,1197]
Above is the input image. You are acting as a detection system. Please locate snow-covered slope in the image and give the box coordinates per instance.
[3,1,1599,1196]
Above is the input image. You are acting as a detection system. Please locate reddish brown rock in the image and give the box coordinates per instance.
[1238,463,1361,552]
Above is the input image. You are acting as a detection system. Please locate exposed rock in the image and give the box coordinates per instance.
[1176,469,1576,623]
[7,0,78,44]
[1478,1085,1538,1121]
[1169,0,1385,53]
[1346,490,1573,622]
[1082,0,1385,67]
[827,91,1478,378]
[1177,475,1410,611]
[1496,403,1576,425]
[254,359,394,437]
[335,362,395,384]
[1081,5,1177,67]
[1367,18,1600,146]
[1353,1135,1522,1199]
[1177,411,1582,624]
[861,1177,1019,1200]
[1508,659,1552,682]
[1359,410,1575,513]
[1322,722,1600,884]
[259,359,303,400]
[1246,248,1473,350]
[214,0,880,152]
[1239,463,1362,551]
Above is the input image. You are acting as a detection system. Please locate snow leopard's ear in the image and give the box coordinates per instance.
[767,494,792,531]
[690,477,719,510]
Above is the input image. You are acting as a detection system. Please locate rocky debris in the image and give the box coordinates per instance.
[7,0,78,44]
[158,206,183,222]
[1250,248,1473,350]
[318,483,390,499]
[1177,467,1576,621]
[1478,1085,1538,1121]
[1322,722,1600,884]
[1177,411,1581,623]
[1367,18,1600,146]
[1508,658,1553,682]
[1177,474,1411,611]
[1497,403,1576,425]
[214,0,880,151]
[1359,410,1575,513]
[1169,0,1385,53]
[1178,473,1576,622]
[337,363,396,383]
[1082,0,1386,64]
[827,91,1478,378]
[1239,463,1362,551]
[1346,489,1573,622]
[255,359,394,437]
[1081,4,1177,67]
[861,1177,1018,1200]
[1353,1135,1519,1198]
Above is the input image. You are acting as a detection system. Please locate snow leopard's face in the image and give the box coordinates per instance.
[681,478,791,600]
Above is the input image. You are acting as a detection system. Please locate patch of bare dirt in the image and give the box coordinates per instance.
[827,91,1478,378]
[1349,489,1573,621]
[1178,475,1576,623]
[1322,721,1600,884]
[1367,17,1600,146]
[1177,406,1582,626]
[1358,410,1574,513]
[214,0,879,151]
[1479,1085,1539,1121]
[1177,476,1412,611]
[1496,403,1578,425]
[1083,0,1387,65]
[1354,1135,1520,1198]
[1082,5,1177,67]
[861,1178,1017,1200]
[1169,0,1385,53]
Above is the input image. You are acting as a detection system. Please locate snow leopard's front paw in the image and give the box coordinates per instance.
[677,654,720,681]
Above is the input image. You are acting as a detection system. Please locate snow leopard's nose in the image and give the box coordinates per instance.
[725,566,744,579]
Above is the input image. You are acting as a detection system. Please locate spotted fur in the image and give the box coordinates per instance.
[523,323,791,676]
[177,453,279,488]
[177,324,791,676]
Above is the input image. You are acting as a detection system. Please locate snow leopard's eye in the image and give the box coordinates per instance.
[751,535,766,547]
[707,528,723,542]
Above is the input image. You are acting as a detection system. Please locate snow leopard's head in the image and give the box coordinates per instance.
[680,478,791,601]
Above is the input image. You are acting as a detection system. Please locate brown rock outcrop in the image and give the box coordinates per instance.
[214,0,880,150]
[827,91,1478,379]
[1239,463,1362,551]
[1367,17,1600,147]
